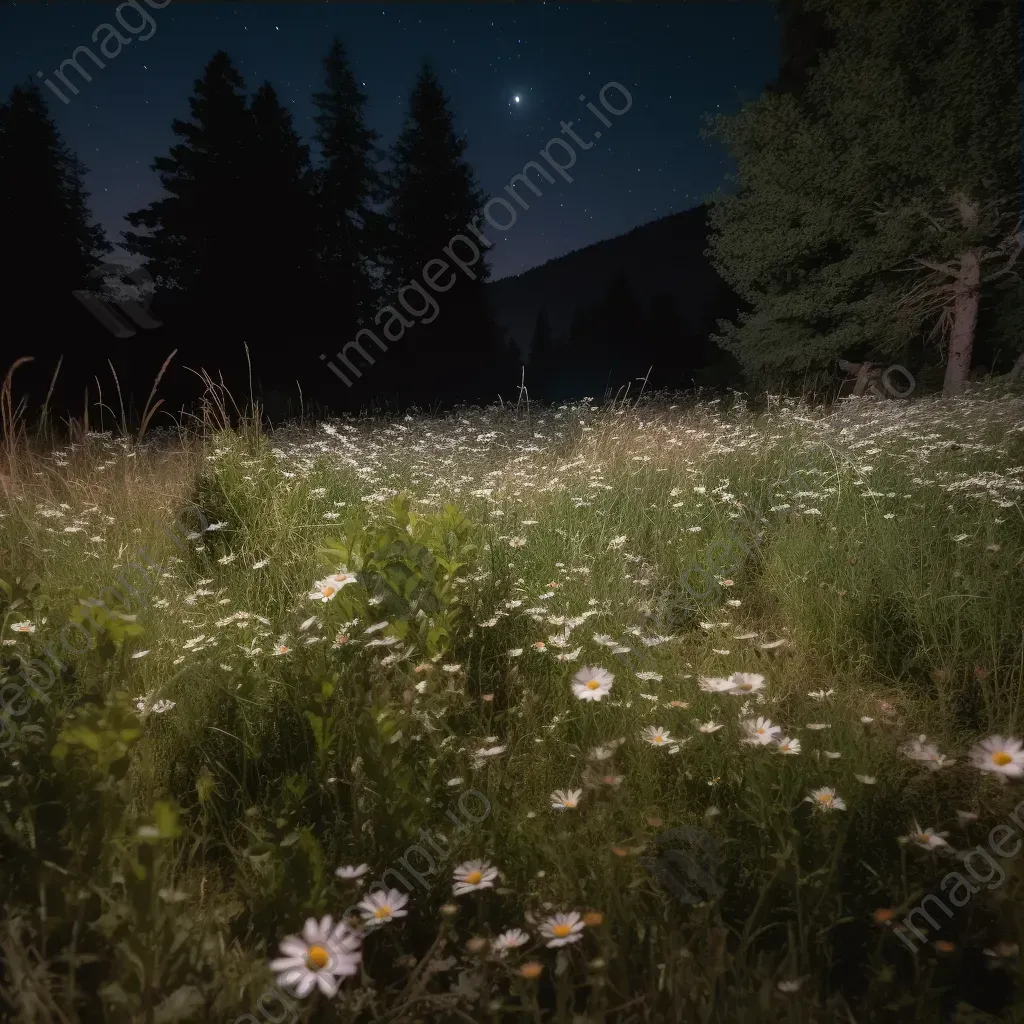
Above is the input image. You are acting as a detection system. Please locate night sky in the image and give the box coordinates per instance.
[1,2,779,281]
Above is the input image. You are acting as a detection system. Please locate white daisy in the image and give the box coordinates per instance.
[698,720,724,734]
[269,916,361,998]
[334,863,370,880]
[777,736,801,755]
[539,911,585,948]
[854,774,877,784]
[969,735,1024,778]
[550,788,583,810]
[9,621,35,634]
[358,888,409,927]
[642,726,672,747]
[742,717,781,746]
[452,859,499,895]
[699,676,735,693]
[900,821,950,850]
[492,928,530,956]
[571,666,615,702]
[804,787,846,813]
[901,735,955,771]
[727,672,766,695]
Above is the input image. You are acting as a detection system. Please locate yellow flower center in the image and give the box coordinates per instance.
[586,680,601,690]
[306,945,329,970]
[993,751,1013,766]
[816,793,831,804]
[323,586,335,597]
[374,906,392,920]
[552,923,572,937]
[464,870,483,885]
[652,735,664,743]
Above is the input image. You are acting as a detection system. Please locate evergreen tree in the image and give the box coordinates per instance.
[311,38,382,338]
[380,63,502,403]
[250,82,315,329]
[708,0,1020,395]
[0,83,111,412]
[0,82,110,306]
[124,52,253,318]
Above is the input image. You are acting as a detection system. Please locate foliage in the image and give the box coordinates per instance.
[707,0,1020,387]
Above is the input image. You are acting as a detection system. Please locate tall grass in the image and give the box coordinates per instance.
[1,384,1023,1022]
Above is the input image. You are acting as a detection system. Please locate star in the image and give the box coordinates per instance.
[514,94,520,103]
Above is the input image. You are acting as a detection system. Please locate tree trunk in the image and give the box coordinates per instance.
[1009,349,1024,381]
[942,248,981,397]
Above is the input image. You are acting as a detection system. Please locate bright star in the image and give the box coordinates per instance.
[514,95,520,103]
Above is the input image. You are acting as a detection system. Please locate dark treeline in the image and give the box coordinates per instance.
[4,0,1016,424]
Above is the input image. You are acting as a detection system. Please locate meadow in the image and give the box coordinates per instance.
[2,383,1024,1023]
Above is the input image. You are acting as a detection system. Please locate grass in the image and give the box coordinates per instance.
[2,384,1024,1022]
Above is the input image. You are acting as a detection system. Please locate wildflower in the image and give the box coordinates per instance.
[571,666,614,702]
[519,961,544,979]
[607,535,627,549]
[804,787,846,813]
[583,911,604,927]
[727,672,765,695]
[901,735,955,771]
[269,916,361,998]
[334,864,370,880]
[588,739,624,761]
[550,788,583,811]
[699,720,724,734]
[956,810,979,825]
[309,581,340,602]
[273,644,291,656]
[777,736,801,755]
[900,822,950,850]
[742,717,781,746]
[452,859,499,895]
[324,569,358,588]
[805,723,829,731]
[854,774,877,784]
[635,671,663,682]
[358,888,409,927]
[777,978,807,993]
[699,676,735,693]
[872,908,896,926]
[509,537,527,548]
[969,736,1024,778]
[471,744,507,767]
[807,689,835,701]
[493,928,529,955]
[9,621,35,634]
[540,911,585,948]
[642,725,672,747]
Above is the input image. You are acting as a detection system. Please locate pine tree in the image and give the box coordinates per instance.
[250,82,315,327]
[123,52,260,335]
[708,0,1020,395]
[311,38,382,338]
[380,63,502,403]
[0,82,110,306]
